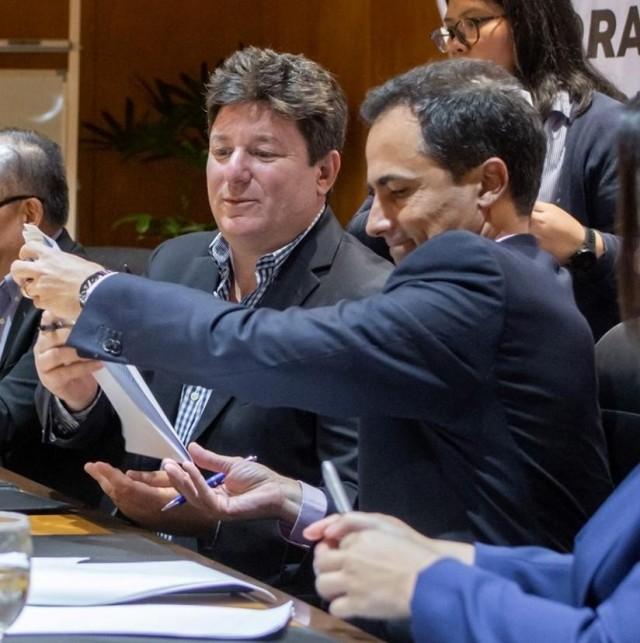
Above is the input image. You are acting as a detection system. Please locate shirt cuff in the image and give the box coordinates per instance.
[50,391,101,439]
[278,481,327,548]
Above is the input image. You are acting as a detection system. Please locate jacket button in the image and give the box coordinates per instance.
[102,338,122,356]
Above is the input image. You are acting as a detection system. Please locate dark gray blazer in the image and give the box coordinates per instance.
[1,229,119,506]
[38,209,392,591]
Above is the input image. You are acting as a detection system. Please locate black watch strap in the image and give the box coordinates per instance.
[78,270,113,307]
[570,228,597,272]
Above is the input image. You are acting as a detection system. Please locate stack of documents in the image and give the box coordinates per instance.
[27,557,274,605]
[23,224,189,462]
[8,557,292,639]
[94,361,190,461]
[9,603,293,639]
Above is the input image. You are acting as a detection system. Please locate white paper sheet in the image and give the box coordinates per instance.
[28,558,274,606]
[9,602,293,639]
[94,361,190,461]
[23,222,189,462]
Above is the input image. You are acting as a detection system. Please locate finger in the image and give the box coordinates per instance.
[84,462,118,497]
[126,469,172,488]
[323,512,385,542]
[328,595,358,620]
[188,443,238,474]
[21,280,33,300]
[20,241,51,261]
[313,547,346,574]
[36,346,101,371]
[164,461,201,503]
[303,513,341,541]
[11,260,40,285]
[39,357,102,381]
[182,461,221,499]
[315,570,348,602]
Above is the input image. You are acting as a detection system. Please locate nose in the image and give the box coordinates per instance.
[447,34,467,57]
[224,149,252,187]
[365,193,393,238]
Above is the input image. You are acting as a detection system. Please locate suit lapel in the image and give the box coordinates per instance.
[152,252,221,427]
[0,299,39,373]
[189,208,344,442]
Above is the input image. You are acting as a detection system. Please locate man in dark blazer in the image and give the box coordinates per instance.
[0,128,115,505]
[32,48,391,592]
[16,59,613,556]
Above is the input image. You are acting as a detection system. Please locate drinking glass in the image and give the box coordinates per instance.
[0,512,31,640]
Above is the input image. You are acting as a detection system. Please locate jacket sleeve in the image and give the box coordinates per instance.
[410,557,636,643]
[68,232,505,424]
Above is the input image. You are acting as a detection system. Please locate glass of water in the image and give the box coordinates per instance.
[0,512,31,640]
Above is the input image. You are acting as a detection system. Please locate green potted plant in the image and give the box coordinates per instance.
[82,62,215,239]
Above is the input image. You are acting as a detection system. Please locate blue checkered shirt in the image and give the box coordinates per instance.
[173,207,325,446]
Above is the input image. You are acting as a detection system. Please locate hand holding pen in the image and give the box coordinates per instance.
[162,454,258,512]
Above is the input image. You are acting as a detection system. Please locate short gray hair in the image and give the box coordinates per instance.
[206,47,347,164]
[0,128,68,227]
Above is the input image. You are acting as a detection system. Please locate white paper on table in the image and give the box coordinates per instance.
[93,361,190,461]
[9,602,293,639]
[28,558,274,606]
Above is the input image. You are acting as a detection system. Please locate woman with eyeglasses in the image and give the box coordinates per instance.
[312,93,640,643]
[350,0,626,340]
[436,0,626,343]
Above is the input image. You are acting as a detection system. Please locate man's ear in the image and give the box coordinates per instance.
[21,197,44,227]
[477,157,509,210]
[315,150,341,196]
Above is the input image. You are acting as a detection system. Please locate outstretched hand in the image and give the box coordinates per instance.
[163,443,303,525]
[85,461,219,537]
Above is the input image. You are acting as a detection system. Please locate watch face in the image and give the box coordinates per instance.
[571,248,597,272]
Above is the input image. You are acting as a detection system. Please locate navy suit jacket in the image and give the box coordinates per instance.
[412,463,640,642]
[40,209,392,588]
[68,230,612,551]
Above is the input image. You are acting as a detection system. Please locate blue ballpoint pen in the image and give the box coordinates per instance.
[161,455,257,512]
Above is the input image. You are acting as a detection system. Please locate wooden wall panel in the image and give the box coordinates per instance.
[3,0,443,245]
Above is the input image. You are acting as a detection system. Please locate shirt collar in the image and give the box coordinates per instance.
[209,205,326,277]
[549,90,572,120]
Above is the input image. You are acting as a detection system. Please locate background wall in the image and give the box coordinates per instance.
[2,0,441,245]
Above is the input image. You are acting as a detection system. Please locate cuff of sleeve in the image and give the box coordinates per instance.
[278,481,327,548]
[50,391,101,439]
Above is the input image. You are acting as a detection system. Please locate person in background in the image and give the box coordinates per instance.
[349,0,625,340]
[307,92,640,643]
[0,128,117,505]
[32,47,391,596]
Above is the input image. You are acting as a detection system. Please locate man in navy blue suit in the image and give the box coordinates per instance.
[14,59,612,554]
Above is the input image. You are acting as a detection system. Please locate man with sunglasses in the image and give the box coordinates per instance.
[0,128,117,503]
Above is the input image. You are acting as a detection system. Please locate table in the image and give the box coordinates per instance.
[0,467,379,642]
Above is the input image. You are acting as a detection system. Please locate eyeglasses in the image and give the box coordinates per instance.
[430,15,505,53]
[0,195,42,209]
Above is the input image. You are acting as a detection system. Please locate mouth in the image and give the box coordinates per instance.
[223,198,258,205]
[386,237,418,263]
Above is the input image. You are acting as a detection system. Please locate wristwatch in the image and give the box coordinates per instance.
[78,270,113,307]
[569,227,597,272]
